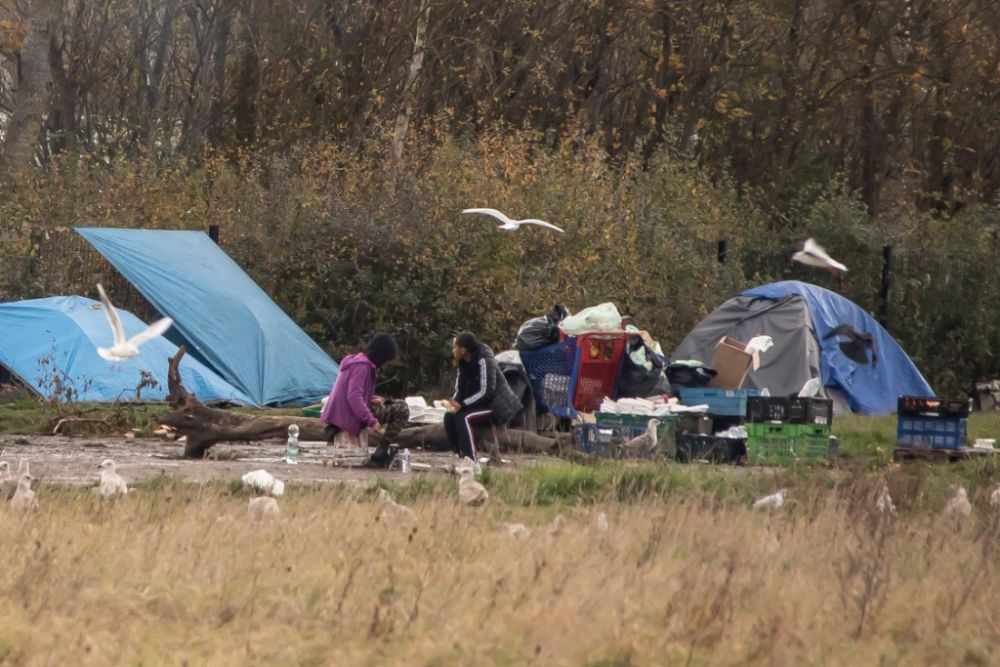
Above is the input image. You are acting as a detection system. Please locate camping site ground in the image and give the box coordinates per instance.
[3,409,1000,665]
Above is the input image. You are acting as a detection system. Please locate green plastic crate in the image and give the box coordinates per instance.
[587,413,678,458]
[747,421,833,465]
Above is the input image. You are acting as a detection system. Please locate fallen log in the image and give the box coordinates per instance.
[157,347,564,458]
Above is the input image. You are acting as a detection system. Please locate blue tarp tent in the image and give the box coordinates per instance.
[0,296,253,404]
[77,228,339,405]
[672,281,933,415]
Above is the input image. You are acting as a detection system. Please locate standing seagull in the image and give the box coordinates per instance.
[95,284,174,361]
[620,419,661,458]
[0,461,14,500]
[97,459,128,499]
[791,238,848,275]
[10,472,38,512]
[461,208,565,234]
[875,485,896,515]
[458,466,489,507]
[944,487,972,519]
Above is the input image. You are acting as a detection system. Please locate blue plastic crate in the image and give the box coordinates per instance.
[678,388,762,417]
[896,414,968,450]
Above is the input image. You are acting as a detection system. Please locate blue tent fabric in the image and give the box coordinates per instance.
[742,281,933,414]
[0,296,253,404]
[77,228,339,405]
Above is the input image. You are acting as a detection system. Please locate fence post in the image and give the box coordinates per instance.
[208,224,220,245]
[717,239,728,264]
[877,244,892,327]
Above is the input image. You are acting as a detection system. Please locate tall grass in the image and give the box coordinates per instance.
[4,472,1000,665]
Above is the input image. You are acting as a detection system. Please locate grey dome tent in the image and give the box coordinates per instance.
[671,281,933,415]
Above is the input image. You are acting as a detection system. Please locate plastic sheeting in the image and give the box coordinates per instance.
[672,281,933,415]
[77,228,339,405]
[0,296,253,404]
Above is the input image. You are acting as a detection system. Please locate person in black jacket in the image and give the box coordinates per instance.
[443,332,522,461]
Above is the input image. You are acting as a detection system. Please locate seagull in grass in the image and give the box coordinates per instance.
[95,283,174,361]
[620,418,661,458]
[503,522,531,540]
[753,488,788,510]
[97,459,128,499]
[944,487,972,520]
[10,471,38,512]
[457,463,489,507]
[875,485,896,515]
[376,488,417,524]
[241,469,285,497]
[791,238,848,275]
[595,511,609,532]
[461,208,565,234]
[247,496,280,520]
[989,483,1000,508]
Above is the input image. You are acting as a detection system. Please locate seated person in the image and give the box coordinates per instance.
[443,332,521,461]
[320,333,409,467]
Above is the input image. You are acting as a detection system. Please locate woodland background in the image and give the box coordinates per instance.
[2,0,1000,395]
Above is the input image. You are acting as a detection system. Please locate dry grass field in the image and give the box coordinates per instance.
[3,461,1000,667]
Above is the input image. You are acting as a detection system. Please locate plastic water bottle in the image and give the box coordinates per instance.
[400,448,411,473]
[284,424,300,465]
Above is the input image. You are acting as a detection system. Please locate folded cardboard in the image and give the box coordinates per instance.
[707,336,760,389]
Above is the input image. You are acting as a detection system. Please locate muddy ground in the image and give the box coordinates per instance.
[0,435,540,488]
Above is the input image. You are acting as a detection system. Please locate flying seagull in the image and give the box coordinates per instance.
[791,238,848,275]
[96,284,174,361]
[461,208,564,233]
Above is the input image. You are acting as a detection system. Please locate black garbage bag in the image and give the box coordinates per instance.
[666,363,717,388]
[514,304,570,351]
[617,355,671,398]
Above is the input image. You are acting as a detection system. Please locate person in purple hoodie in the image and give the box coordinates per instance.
[320,333,409,467]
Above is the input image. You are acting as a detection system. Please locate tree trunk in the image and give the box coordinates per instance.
[390,0,430,166]
[1,0,60,169]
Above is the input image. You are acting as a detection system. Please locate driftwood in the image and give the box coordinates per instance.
[395,423,566,455]
[157,347,564,459]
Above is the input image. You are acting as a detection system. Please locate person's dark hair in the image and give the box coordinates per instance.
[364,333,399,368]
[454,331,480,353]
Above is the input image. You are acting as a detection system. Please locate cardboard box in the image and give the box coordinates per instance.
[706,336,759,389]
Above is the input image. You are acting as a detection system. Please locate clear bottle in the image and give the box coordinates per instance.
[285,423,300,465]
[400,448,411,473]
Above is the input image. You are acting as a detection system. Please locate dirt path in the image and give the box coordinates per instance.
[0,435,538,487]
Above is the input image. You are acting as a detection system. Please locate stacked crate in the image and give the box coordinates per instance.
[745,396,836,465]
[896,396,971,450]
[676,388,761,463]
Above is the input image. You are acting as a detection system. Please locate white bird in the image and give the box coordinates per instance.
[753,489,788,510]
[547,514,567,537]
[241,469,285,497]
[247,496,280,520]
[458,466,489,507]
[95,283,174,361]
[791,238,848,275]
[503,522,531,540]
[10,472,38,512]
[944,487,972,519]
[875,485,896,515]
[0,461,14,500]
[989,483,1000,508]
[595,511,609,532]
[376,489,416,523]
[620,419,661,458]
[461,208,565,234]
[97,458,128,498]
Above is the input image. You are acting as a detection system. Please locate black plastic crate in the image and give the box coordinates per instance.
[747,396,833,426]
[676,434,745,464]
[677,413,713,435]
[898,395,972,419]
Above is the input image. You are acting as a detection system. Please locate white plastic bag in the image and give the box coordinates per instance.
[559,302,622,335]
[797,377,822,397]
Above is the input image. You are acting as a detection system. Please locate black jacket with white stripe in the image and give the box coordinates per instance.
[453,343,522,424]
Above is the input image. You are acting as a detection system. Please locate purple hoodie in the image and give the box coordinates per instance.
[320,353,378,437]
